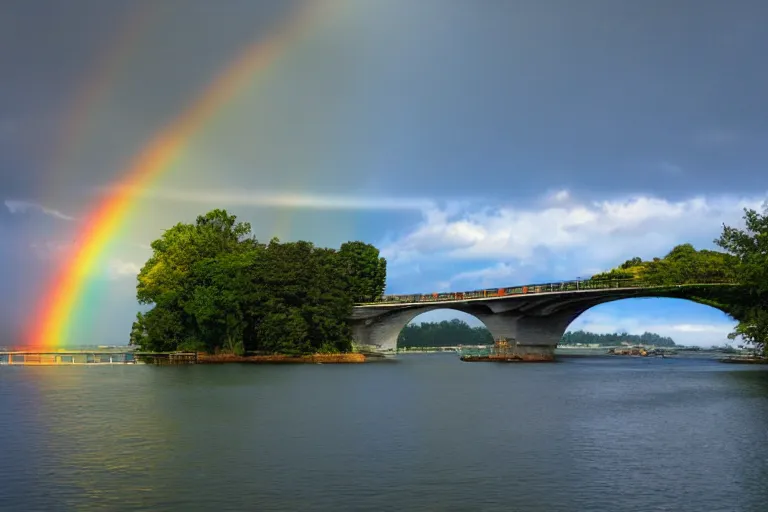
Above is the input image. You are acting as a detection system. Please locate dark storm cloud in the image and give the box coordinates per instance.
[3,0,766,204]
[0,0,304,203]
[336,0,768,200]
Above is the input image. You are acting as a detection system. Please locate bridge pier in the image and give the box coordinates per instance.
[513,311,581,361]
[350,308,424,354]
[473,311,576,361]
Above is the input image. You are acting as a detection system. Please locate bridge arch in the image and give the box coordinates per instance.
[350,304,502,353]
[559,296,737,349]
[398,309,494,351]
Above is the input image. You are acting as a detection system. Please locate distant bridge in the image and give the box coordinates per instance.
[350,279,741,359]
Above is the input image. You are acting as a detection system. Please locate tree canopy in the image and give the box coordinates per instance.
[589,243,738,285]
[561,330,676,347]
[130,209,386,355]
[715,205,768,355]
[398,319,493,348]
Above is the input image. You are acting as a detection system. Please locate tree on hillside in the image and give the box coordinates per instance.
[716,205,768,355]
[590,244,737,285]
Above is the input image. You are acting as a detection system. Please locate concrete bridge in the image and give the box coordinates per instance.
[350,279,739,360]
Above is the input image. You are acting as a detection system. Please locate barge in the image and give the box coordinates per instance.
[459,339,551,363]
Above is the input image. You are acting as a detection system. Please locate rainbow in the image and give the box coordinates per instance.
[29,1,333,348]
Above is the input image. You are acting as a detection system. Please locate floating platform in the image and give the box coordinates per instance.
[458,338,555,362]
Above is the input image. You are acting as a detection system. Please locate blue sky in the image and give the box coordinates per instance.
[2,0,767,347]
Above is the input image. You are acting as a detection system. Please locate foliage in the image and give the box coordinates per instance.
[398,319,493,348]
[337,241,387,302]
[715,206,768,296]
[130,209,385,355]
[589,244,738,285]
[715,205,768,355]
[560,330,676,347]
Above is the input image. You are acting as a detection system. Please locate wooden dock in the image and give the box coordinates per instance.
[0,350,138,365]
[0,351,197,366]
[133,352,198,365]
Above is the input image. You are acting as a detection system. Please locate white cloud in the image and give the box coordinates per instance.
[669,323,727,333]
[108,259,141,280]
[442,262,516,289]
[110,186,435,212]
[4,200,75,221]
[381,191,767,287]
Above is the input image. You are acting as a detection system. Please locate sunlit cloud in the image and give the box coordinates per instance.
[107,186,436,211]
[107,259,141,280]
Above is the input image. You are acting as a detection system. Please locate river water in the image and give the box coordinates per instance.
[1,354,767,511]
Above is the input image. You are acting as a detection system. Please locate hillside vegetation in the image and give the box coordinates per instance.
[589,205,768,355]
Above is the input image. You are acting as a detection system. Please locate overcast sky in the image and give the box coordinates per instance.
[3,0,767,346]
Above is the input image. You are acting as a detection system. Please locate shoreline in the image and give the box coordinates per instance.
[197,353,366,364]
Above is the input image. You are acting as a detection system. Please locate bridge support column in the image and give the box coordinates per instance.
[475,310,577,361]
[349,308,423,355]
[513,311,580,361]
[474,311,520,340]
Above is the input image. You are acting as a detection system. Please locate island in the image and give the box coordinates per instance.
[129,209,386,363]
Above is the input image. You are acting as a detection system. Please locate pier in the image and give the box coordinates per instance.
[0,350,203,366]
[0,350,138,365]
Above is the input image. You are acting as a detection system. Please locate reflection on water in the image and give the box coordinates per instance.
[1,355,767,511]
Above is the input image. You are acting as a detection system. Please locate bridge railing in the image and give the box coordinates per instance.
[355,277,739,305]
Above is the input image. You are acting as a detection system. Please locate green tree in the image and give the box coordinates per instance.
[134,209,259,353]
[338,241,387,302]
[590,244,737,285]
[129,307,188,352]
[727,309,768,354]
[185,252,256,355]
[715,205,768,355]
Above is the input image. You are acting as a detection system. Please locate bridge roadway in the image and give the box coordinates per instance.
[349,279,738,360]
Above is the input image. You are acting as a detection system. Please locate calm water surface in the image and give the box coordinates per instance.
[1,354,768,511]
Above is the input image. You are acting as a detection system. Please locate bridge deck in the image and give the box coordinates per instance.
[355,280,737,308]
